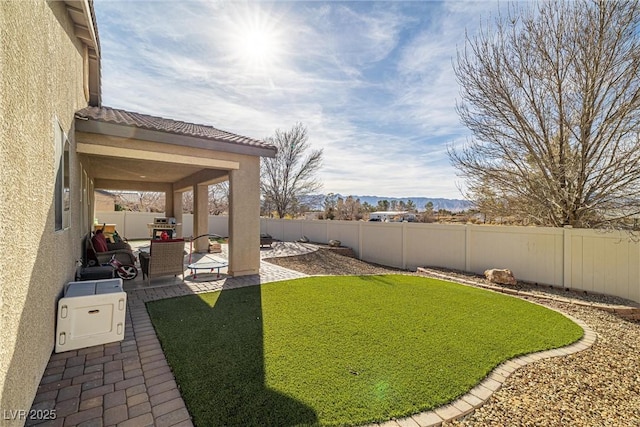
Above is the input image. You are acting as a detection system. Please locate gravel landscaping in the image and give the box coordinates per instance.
[447,300,640,427]
[263,246,407,276]
[264,248,640,426]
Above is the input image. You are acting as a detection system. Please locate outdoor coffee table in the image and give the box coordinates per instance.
[188,258,228,279]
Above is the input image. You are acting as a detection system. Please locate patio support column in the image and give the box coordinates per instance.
[173,189,183,238]
[193,183,209,252]
[165,190,174,217]
[228,157,260,276]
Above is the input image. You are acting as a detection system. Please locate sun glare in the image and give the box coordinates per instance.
[239,29,277,63]
[224,5,286,73]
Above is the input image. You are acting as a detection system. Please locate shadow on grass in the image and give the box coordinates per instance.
[147,283,318,427]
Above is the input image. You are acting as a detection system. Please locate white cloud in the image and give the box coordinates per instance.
[94,0,503,199]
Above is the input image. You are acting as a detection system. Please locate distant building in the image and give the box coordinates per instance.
[94,190,115,211]
[369,211,416,222]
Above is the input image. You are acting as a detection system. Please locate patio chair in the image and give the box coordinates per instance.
[85,232,136,266]
[139,239,186,285]
[260,233,274,248]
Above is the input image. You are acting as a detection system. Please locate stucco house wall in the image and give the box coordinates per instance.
[0,1,90,419]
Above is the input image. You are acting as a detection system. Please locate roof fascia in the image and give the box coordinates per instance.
[65,1,99,54]
[75,119,277,158]
[65,0,101,106]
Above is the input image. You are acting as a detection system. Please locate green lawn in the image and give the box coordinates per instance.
[146,275,583,427]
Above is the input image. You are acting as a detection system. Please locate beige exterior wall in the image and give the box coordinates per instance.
[0,1,89,420]
[228,156,261,276]
[261,219,640,303]
[193,184,209,251]
[75,131,246,168]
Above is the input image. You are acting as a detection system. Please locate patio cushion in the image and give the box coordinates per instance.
[149,238,184,255]
[85,233,137,266]
[92,233,109,252]
[141,239,186,284]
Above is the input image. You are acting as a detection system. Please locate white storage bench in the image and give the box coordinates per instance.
[55,278,127,353]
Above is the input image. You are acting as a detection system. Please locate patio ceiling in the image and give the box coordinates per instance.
[79,153,230,191]
[83,156,207,184]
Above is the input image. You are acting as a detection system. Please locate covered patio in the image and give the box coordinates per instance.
[75,106,276,276]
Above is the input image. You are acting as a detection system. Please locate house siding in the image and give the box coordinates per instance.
[1,1,89,422]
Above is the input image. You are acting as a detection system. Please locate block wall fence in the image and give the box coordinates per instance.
[95,211,640,303]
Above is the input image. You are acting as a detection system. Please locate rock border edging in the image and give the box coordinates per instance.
[374,270,599,427]
[417,268,640,321]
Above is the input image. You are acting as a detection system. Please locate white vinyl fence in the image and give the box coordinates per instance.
[94,211,229,240]
[93,212,640,303]
[261,218,640,304]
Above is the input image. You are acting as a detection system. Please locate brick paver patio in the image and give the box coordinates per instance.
[27,244,307,427]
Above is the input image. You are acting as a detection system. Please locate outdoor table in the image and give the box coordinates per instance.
[188,258,228,279]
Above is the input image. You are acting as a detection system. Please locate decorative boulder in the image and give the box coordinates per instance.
[484,269,517,286]
[328,239,341,247]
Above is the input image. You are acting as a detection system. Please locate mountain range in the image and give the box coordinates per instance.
[303,194,474,212]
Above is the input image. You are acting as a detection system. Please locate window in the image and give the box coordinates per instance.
[81,168,88,234]
[54,120,70,231]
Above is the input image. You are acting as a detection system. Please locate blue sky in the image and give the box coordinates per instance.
[94,0,502,199]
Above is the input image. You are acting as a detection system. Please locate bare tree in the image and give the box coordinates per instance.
[451,0,640,229]
[113,191,164,212]
[261,123,323,218]
[260,195,274,218]
[208,182,229,215]
[335,196,363,220]
[323,193,338,220]
[181,183,230,215]
[182,191,193,214]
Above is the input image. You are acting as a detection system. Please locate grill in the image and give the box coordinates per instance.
[148,218,178,239]
[153,217,176,225]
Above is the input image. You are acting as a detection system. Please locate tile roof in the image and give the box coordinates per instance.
[75,106,275,150]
